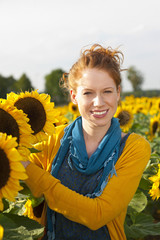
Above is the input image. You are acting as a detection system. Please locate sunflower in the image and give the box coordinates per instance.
[24,199,42,224]
[0,225,4,240]
[156,98,160,110]
[0,100,34,160]
[7,90,59,143]
[73,113,81,121]
[0,197,3,211]
[29,124,66,172]
[68,102,80,115]
[54,114,69,127]
[24,198,47,226]
[149,167,160,200]
[114,106,134,132]
[52,107,69,127]
[149,115,160,140]
[24,124,66,224]
[0,132,28,211]
[55,105,69,115]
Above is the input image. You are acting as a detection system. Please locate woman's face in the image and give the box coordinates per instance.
[71,68,120,131]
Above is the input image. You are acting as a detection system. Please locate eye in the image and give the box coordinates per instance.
[83,92,92,95]
[104,90,112,94]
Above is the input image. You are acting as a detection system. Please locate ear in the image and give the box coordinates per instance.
[70,90,78,104]
[117,85,121,102]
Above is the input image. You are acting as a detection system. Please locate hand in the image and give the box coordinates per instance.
[21,160,30,168]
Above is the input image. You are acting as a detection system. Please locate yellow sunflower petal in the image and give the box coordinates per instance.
[43,121,55,134]
[1,185,16,201]
[7,180,23,192]
[10,161,26,171]
[17,146,30,160]
[7,148,22,162]
[10,171,28,180]
[0,199,4,211]
[33,132,49,143]
[149,175,160,183]
[0,225,4,240]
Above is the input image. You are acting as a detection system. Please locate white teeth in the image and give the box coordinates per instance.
[92,110,107,115]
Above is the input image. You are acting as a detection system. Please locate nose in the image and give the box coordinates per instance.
[93,94,105,106]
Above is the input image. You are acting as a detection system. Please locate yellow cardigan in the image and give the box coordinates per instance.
[25,131,151,240]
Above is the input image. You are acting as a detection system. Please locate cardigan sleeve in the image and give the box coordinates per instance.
[25,133,151,230]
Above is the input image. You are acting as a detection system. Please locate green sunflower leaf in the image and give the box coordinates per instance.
[127,190,148,215]
[139,177,152,191]
[125,213,160,239]
[0,213,44,240]
[28,147,41,153]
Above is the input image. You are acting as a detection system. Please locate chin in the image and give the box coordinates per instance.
[91,119,110,128]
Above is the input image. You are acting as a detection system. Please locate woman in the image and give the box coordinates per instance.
[22,44,151,240]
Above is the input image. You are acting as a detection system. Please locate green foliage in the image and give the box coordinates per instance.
[0,73,34,99]
[124,142,160,239]
[130,113,150,135]
[44,68,69,105]
[125,213,160,240]
[127,191,148,215]
[0,185,44,239]
[120,109,160,239]
[13,74,34,92]
[0,213,44,240]
[126,66,144,92]
[121,90,160,98]
[0,75,17,98]
[125,174,160,239]
[19,183,44,208]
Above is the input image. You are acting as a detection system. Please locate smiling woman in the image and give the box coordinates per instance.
[22,43,151,240]
[70,68,120,133]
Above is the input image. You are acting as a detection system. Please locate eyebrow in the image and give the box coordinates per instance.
[103,87,114,90]
[82,87,114,91]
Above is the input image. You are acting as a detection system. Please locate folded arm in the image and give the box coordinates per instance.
[25,134,151,230]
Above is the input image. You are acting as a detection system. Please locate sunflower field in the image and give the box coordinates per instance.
[0,90,160,240]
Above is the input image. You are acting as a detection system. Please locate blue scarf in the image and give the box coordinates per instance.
[47,117,121,238]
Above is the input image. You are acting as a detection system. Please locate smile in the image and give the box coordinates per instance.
[92,110,108,115]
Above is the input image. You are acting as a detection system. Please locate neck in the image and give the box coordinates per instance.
[82,118,111,144]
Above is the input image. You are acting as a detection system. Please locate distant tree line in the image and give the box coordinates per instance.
[126,66,144,91]
[44,69,69,105]
[123,66,160,97]
[121,90,160,98]
[0,69,69,105]
[0,66,159,105]
[0,73,34,99]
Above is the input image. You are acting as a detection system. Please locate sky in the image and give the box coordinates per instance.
[0,0,160,92]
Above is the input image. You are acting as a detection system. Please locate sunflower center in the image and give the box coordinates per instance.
[118,110,131,126]
[0,148,10,189]
[152,121,158,135]
[72,105,78,111]
[0,109,20,143]
[14,97,46,135]
[33,200,45,218]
